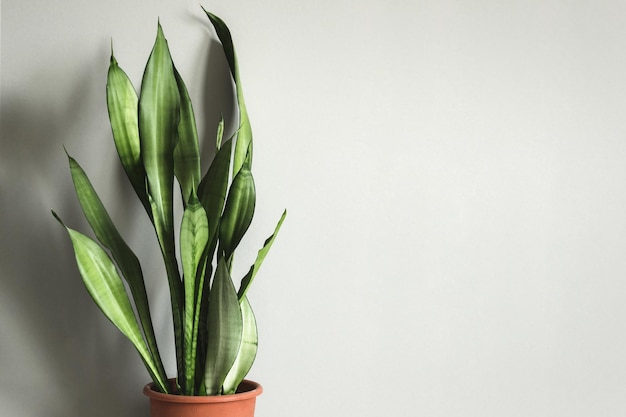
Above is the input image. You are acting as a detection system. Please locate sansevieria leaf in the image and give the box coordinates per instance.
[219,162,255,260]
[67,154,167,382]
[205,256,243,395]
[222,295,258,394]
[52,212,168,393]
[204,9,252,178]
[198,138,233,243]
[173,67,201,205]
[106,53,151,218]
[55,11,286,396]
[140,22,179,237]
[139,22,184,382]
[180,192,209,394]
[238,209,287,300]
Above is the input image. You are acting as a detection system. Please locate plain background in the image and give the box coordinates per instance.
[2,0,626,416]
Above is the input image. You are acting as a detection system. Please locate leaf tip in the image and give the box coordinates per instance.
[109,39,117,63]
[51,209,64,226]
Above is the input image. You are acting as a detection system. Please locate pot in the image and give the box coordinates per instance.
[143,379,263,417]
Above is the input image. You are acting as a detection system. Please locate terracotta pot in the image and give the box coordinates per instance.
[143,379,263,417]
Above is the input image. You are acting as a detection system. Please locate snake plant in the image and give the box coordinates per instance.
[52,10,286,396]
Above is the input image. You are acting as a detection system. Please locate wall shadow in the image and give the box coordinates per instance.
[0,19,237,417]
[198,37,238,172]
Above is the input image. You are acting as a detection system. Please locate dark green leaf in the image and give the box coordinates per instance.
[198,138,232,243]
[204,256,243,395]
[173,67,201,205]
[204,9,252,177]
[219,165,255,260]
[238,209,287,299]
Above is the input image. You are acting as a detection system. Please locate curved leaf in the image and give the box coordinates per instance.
[204,9,252,177]
[219,165,255,260]
[106,53,151,217]
[204,256,243,395]
[67,155,167,382]
[238,209,287,300]
[222,295,258,394]
[198,138,233,243]
[52,212,168,393]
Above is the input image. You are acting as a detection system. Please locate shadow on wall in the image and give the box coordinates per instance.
[199,38,238,167]
[0,28,237,417]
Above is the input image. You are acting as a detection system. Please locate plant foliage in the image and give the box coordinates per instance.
[53,10,286,395]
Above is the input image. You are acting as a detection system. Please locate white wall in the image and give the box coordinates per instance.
[3,1,626,416]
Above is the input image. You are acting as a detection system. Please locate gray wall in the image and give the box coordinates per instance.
[3,1,626,416]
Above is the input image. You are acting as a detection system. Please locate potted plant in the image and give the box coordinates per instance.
[52,8,286,417]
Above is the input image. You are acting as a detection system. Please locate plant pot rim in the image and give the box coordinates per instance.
[143,379,263,403]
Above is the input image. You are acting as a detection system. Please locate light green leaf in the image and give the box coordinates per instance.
[52,212,168,393]
[139,22,184,381]
[238,209,287,300]
[219,165,255,260]
[67,155,167,382]
[180,193,209,394]
[216,116,225,150]
[106,52,151,217]
[140,22,179,238]
[204,256,243,395]
[222,295,258,394]
[173,67,201,205]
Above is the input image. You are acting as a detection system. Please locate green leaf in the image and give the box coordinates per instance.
[222,295,258,394]
[173,67,201,205]
[204,9,252,177]
[139,22,184,382]
[106,52,151,217]
[219,165,255,260]
[180,193,209,394]
[140,22,179,237]
[67,154,167,382]
[238,209,287,300]
[198,138,233,244]
[52,212,168,393]
[204,256,243,395]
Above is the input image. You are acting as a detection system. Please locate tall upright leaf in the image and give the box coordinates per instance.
[205,256,243,395]
[139,22,184,381]
[180,193,209,394]
[173,67,201,205]
[67,155,167,382]
[140,23,179,236]
[106,53,151,218]
[204,9,252,177]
